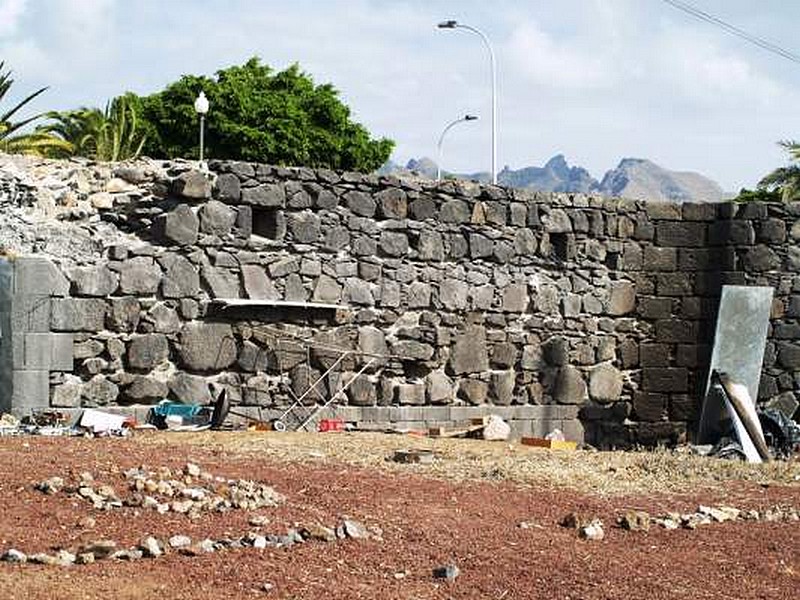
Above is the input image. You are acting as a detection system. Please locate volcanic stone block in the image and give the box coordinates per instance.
[119,257,162,295]
[288,212,321,243]
[637,296,672,319]
[344,191,376,217]
[241,265,279,300]
[641,367,688,393]
[11,370,50,410]
[154,204,199,246]
[395,382,425,405]
[469,234,493,259]
[440,199,470,223]
[324,226,350,251]
[214,172,241,201]
[655,319,698,343]
[491,342,518,368]
[237,341,271,373]
[312,275,342,304]
[426,370,454,404]
[740,245,781,272]
[449,325,489,375]
[123,376,168,404]
[553,366,586,405]
[777,342,800,368]
[669,395,698,421]
[643,247,677,271]
[639,344,670,367]
[376,188,407,219]
[588,364,624,403]
[655,222,706,247]
[682,203,717,221]
[127,334,169,370]
[179,323,237,371]
[172,171,211,199]
[201,266,239,298]
[656,273,694,297]
[162,256,200,298]
[169,372,212,404]
[81,374,119,406]
[490,370,515,405]
[67,266,119,297]
[409,198,437,221]
[407,282,432,308]
[10,295,51,333]
[417,230,445,261]
[502,284,529,313]
[458,379,488,405]
[147,303,181,333]
[514,229,537,256]
[542,336,569,366]
[439,279,468,311]
[708,220,755,246]
[13,256,70,297]
[392,340,434,361]
[51,375,83,408]
[606,281,635,315]
[199,200,237,236]
[379,231,409,257]
[241,183,285,207]
[347,376,377,406]
[284,273,308,302]
[51,298,106,332]
[358,326,388,368]
[343,278,374,305]
[543,208,572,233]
[106,297,140,333]
[645,203,682,220]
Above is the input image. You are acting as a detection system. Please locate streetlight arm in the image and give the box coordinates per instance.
[439,21,497,184]
[436,115,478,181]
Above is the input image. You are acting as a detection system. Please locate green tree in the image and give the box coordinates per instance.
[133,58,393,171]
[756,140,800,202]
[0,61,70,155]
[44,95,146,161]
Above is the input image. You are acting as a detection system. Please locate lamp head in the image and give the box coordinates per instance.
[437,20,458,29]
[465,114,478,121]
[194,91,209,115]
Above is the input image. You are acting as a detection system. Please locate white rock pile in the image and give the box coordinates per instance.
[34,462,284,516]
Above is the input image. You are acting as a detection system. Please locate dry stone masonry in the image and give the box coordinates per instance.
[2,154,800,447]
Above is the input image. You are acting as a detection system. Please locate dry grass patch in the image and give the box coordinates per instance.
[139,430,800,496]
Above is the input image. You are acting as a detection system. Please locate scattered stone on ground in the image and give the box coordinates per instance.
[433,563,460,582]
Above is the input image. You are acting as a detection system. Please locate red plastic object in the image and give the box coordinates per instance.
[318,418,344,433]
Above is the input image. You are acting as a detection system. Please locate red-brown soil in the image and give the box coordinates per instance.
[0,433,798,599]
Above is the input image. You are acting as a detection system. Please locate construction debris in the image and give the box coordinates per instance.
[392,449,435,465]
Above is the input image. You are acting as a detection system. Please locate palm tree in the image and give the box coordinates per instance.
[0,61,70,155]
[758,140,800,202]
[44,95,146,161]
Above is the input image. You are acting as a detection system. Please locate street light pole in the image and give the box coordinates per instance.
[437,114,478,181]
[438,20,497,185]
[194,91,210,168]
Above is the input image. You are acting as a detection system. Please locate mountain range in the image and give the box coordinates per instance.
[379,154,727,203]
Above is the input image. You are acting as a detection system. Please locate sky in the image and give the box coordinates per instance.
[2,0,800,191]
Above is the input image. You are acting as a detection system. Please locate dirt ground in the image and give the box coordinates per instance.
[0,431,798,599]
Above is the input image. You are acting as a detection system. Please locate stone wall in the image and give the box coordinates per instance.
[2,156,799,446]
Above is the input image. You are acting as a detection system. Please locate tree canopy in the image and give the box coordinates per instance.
[736,140,800,203]
[131,58,393,172]
[0,61,70,156]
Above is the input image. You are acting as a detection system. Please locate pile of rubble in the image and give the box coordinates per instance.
[559,502,800,541]
[0,518,377,567]
[34,462,284,516]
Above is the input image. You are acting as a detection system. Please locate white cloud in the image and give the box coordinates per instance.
[504,20,615,90]
[0,0,27,38]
